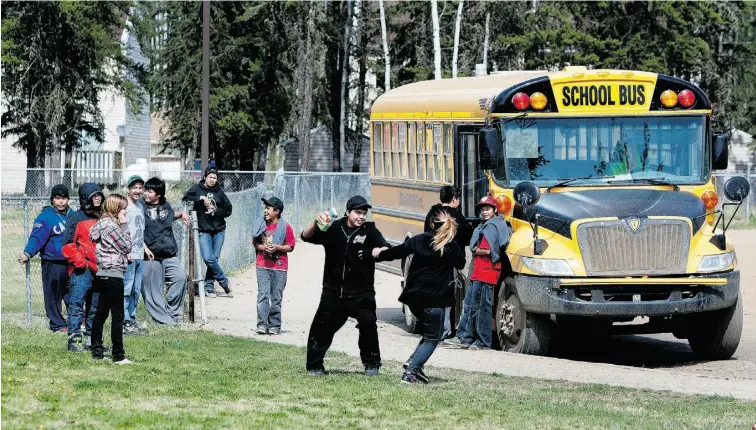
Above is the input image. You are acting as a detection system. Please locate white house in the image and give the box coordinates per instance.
[1,19,151,194]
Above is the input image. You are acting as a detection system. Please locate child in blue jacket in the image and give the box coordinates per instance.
[18,184,73,332]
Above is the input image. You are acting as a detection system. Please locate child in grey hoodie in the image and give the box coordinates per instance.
[89,194,133,364]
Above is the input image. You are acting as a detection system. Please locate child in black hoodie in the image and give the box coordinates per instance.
[182,167,233,297]
[376,211,466,384]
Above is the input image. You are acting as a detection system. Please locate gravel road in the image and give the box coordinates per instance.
[202,231,756,400]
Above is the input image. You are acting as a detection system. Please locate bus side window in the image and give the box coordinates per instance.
[373,123,383,177]
[408,123,416,180]
[416,122,426,181]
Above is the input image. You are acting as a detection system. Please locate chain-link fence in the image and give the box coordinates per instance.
[1,170,369,324]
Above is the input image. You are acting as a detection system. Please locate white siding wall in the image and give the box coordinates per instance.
[1,135,29,194]
[123,28,151,167]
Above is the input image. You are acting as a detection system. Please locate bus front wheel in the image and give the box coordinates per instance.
[687,292,743,360]
[496,278,552,355]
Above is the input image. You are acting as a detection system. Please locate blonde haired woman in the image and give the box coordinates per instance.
[375,212,465,384]
[89,194,133,364]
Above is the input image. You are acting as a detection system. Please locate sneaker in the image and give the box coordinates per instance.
[442,337,470,349]
[223,284,234,298]
[402,362,429,383]
[267,327,281,335]
[255,326,268,335]
[54,327,68,334]
[469,343,489,351]
[308,368,328,376]
[364,366,380,376]
[401,370,424,385]
[67,336,86,353]
[114,358,133,365]
[206,291,217,298]
[123,323,140,335]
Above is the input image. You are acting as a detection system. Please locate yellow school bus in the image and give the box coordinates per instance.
[369,66,750,358]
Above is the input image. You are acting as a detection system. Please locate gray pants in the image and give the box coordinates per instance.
[256,268,288,330]
[142,257,187,325]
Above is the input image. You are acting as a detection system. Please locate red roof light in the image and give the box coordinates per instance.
[678,89,696,108]
[512,92,530,110]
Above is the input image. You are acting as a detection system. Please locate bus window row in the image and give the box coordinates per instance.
[372,121,454,184]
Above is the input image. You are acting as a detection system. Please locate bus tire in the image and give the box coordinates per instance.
[688,292,743,360]
[496,278,552,355]
[402,255,422,334]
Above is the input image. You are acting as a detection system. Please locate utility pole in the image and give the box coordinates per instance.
[201,1,210,173]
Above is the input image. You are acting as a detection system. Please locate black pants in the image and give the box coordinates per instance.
[91,276,125,361]
[41,261,70,331]
[306,295,381,371]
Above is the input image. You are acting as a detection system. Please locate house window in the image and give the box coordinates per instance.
[372,123,383,177]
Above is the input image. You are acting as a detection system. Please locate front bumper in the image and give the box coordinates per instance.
[516,271,740,317]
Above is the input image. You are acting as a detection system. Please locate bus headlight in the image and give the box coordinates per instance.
[521,257,574,276]
[698,252,735,273]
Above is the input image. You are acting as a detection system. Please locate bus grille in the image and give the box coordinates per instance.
[577,219,690,276]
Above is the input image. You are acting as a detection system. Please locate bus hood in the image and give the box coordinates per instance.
[511,188,707,239]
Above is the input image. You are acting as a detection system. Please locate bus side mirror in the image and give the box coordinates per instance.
[712,132,729,171]
[478,127,500,170]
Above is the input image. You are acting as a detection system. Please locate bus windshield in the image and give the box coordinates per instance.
[494,116,708,186]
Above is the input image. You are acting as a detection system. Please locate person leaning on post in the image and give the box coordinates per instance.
[300,195,389,377]
[18,184,74,334]
[182,166,233,298]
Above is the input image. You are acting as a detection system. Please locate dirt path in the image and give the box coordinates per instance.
[202,233,756,401]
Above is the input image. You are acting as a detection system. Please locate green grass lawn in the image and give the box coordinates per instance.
[2,323,755,429]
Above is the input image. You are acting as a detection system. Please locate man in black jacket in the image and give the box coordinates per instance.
[142,177,190,325]
[301,196,389,376]
[182,167,233,298]
[423,185,472,339]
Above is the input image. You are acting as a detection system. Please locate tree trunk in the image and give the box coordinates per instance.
[338,0,354,173]
[379,0,391,91]
[452,0,464,78]
[431,0,442,80]
[482,11,490,74]
[352,0,366,172]
[297,0,316,171]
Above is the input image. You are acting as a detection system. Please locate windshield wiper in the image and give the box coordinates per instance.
[608,177,680,191]
[546,175,615,193]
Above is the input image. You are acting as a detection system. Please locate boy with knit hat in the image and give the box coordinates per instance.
[18,184,73,333]
[182,166,233,297]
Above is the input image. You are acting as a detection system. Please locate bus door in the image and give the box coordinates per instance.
[455,126,488,219]
[453,125,488,328]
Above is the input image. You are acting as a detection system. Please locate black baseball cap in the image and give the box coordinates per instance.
[346,195,372,211]
[262,197,284,213]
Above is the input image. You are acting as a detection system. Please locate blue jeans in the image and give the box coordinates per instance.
[67,269,99,339]
[123,259,144,324]
[199,231,228,292]
[455,280,493,348]
[407,307,445,372]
